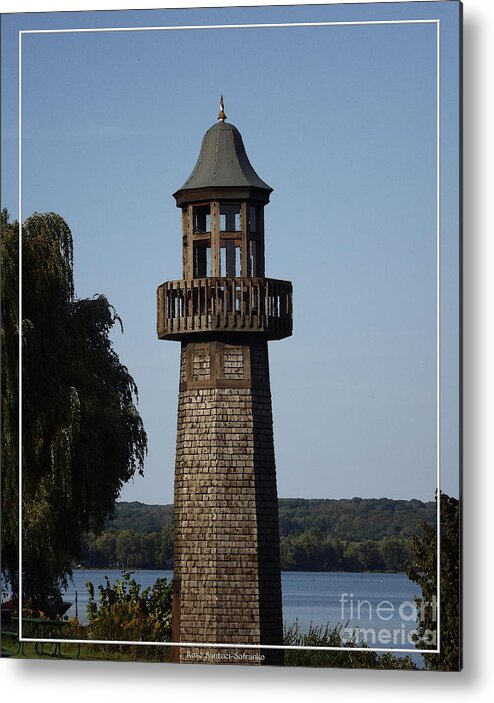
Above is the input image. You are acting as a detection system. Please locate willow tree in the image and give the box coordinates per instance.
[1,210,147,608]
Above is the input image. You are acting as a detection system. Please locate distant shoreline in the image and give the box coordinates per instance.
[72,567,411,576]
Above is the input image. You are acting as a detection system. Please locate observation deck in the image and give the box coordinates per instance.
[157,276,292,341]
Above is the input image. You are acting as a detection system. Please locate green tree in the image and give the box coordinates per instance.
[158,524,173,568]
[361,541,386,571]
[1,211,147,608]
[342,542,365,571]
[141,532,160,568]
[94,532,118,567]
[115,529,143,568]
[381,536,410,571]
[407,492,461,671]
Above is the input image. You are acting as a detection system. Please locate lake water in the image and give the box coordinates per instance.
[64,569,423,663]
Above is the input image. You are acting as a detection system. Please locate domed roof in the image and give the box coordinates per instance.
[173,115,273,206]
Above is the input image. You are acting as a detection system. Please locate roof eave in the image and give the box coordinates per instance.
[173,185,273,208]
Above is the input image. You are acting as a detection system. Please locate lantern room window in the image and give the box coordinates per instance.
[220,238,241,277]
[193,240,211,278]
[249,206,258,233]
[220,203,241,232]
[193,205,211,234]
[248,240,259,277]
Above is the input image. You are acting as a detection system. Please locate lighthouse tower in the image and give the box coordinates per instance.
[157,99,292,664]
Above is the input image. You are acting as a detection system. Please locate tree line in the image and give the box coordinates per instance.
[78,497,435,572]
[80,528,413,573]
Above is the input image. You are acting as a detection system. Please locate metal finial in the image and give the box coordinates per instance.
[218,95,227,122]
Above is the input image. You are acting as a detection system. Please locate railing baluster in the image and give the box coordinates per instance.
[241,278,245,326]
[264,279,268,325]
[213,278,217,325]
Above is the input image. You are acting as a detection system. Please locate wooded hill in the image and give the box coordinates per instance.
[80,498,435,573]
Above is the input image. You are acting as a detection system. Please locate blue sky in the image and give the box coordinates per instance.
[1,1,461,504]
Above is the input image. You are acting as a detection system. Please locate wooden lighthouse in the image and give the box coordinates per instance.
[157,99,292,665]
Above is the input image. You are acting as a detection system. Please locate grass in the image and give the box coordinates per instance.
[1,635,173,663]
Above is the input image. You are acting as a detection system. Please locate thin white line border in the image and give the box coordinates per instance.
[19,19,440,35]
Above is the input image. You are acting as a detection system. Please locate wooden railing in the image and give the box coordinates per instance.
[157,277,292,341]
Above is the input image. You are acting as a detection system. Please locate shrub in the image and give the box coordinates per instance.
[85,571,173,661]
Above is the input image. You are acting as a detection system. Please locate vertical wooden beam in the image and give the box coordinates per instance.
[259,206,266,277]
[241,202,248,277]
[211,201,220,277]
[186,205,193,280]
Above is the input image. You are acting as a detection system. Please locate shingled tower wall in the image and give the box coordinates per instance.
[157,102,292,665]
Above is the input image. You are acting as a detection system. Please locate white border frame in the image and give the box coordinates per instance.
[16,15,442,656]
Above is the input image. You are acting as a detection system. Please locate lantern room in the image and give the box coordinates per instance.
[157,98,292,342]
[172,98,272,281]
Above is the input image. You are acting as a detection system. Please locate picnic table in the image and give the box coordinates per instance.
[11,617,80,658]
